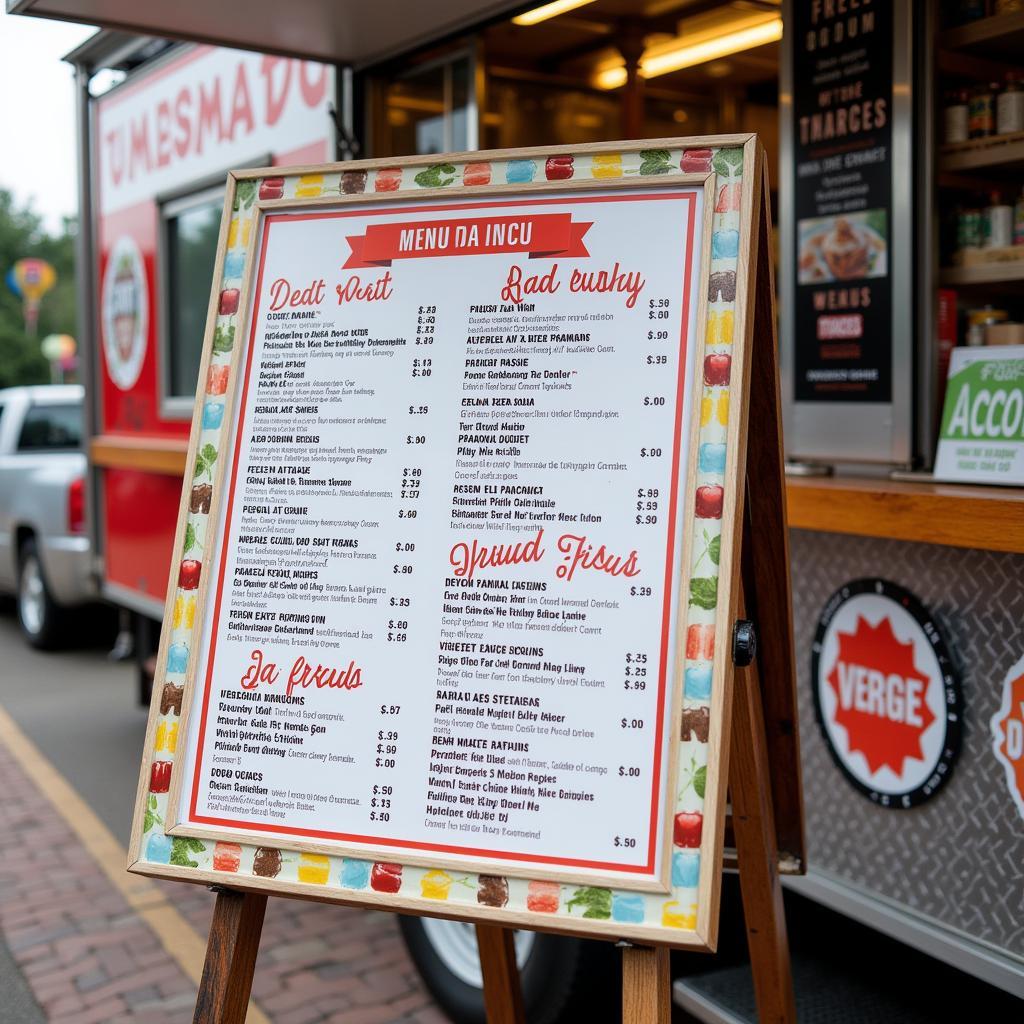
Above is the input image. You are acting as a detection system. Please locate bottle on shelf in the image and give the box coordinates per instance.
[1014,187,1024,245]
[957,202,984,257]
[966,306,1009,347]
[969,83,996,139]
[945,89,970,144]
[997,73,1024,135]
[986,191,1013,248]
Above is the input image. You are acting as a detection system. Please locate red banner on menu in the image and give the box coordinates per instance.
[344,213,592,268]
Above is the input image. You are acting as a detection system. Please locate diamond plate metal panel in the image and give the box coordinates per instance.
[791,530,1024,962]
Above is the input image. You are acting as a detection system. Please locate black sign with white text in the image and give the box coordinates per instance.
[792,1,893,403]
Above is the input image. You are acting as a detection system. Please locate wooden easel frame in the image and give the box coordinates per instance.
[187,152,800,1024]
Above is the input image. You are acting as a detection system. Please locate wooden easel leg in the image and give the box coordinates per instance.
[621,945,671,1024]
[193,888,267,1024]
[475,924,525,1024]
[729,611,797,1024]
[720,154,798,1024]
[742,163,805,864]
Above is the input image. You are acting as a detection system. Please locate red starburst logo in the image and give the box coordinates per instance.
[826,615,935,776]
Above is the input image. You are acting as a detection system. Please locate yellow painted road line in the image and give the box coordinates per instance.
[0,703,271,1024]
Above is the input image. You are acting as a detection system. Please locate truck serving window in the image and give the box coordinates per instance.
[376,51,474,156]
[18,404,83,452]
[161,186,224,407]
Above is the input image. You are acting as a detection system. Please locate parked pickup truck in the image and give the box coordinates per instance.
[0,385,98,647]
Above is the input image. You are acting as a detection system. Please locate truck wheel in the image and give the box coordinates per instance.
[18,538,65,650]
[398,916,618,1024]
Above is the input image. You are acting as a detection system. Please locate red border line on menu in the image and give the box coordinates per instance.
[187,190,699,875]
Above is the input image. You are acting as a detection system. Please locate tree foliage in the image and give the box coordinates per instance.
[0,189,77,388]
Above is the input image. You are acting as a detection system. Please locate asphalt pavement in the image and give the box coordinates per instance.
[0,608,142,846]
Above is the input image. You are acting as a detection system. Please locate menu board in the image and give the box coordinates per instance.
[173,188,703,885]
[790,0,893,403]
[130,139,773,950]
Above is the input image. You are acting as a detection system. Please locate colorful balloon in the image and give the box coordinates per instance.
[6,258,57,334]
[40,333,76,361]
[7,257,57,301]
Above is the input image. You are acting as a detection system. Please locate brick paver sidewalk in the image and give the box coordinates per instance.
[0,735,447,1024]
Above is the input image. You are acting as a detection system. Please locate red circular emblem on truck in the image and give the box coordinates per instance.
[101,235,148,390]
[812,579,961,809]
[991,654,1024,823]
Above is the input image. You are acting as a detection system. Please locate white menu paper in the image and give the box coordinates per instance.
[177,187,704,884]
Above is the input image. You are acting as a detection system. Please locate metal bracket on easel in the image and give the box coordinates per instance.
[732,619,757,667]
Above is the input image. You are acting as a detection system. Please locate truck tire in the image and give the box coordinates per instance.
[17,538,66,650]
[398,916,619,1024]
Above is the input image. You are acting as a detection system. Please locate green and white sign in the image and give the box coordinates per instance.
[934,346,1024,485]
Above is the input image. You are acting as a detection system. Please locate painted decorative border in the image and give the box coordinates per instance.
[129,135,761,950]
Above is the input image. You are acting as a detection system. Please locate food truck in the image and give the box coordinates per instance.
[62,32,336,693]
[15,0,1023,1018]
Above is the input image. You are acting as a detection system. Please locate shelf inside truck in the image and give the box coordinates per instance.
[937,11,1024,57]
[939,261,1024,286]
[938,131,1024,173]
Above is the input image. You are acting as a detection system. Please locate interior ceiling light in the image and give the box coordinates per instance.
[594,15,783,89]
[512,0,599,26]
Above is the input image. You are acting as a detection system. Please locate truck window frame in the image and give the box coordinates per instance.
[157,181,229,419]
[157,154,274,419]
[367,45,478,157]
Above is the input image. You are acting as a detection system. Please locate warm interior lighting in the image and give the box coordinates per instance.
[386,96,445,113]
[594,16,783,89]
[512,0,598,27]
